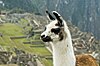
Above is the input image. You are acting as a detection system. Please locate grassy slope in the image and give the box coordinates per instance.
[0,23,53,66]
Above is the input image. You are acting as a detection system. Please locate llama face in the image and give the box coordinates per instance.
[41,11,65,42]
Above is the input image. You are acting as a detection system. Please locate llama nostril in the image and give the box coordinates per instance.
[41,35,45,38]
[41,35,52,42]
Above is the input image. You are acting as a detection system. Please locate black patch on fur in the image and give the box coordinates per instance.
[41,35,52,42]
[53,12,63,27]
[46,10,55,20]
[55,22,63,27]
[51,28,61,34]
[67,45,68,47]
[54,17,64,27]
[59,31,64,41]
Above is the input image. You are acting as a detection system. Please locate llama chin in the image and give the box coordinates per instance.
[41,10,98,66]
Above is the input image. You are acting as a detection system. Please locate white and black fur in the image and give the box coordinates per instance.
[41,11,66,42]
[41,10,76,66]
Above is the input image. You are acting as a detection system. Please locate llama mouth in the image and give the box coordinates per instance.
[41,36,53,42]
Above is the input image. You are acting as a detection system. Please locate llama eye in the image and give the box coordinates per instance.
[51,28,61,34]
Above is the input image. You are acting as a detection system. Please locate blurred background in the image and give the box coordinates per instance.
[0,0,100,39]
[0,0,100,66]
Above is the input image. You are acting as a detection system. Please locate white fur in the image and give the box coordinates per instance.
[41,11,76,66]
[50,20,76,66]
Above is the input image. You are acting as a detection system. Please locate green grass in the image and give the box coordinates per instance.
[0,23,52,66]
[41,58,53,66]
[0,23,23,36]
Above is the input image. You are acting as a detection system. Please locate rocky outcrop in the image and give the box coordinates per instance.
[0,46,44,66]
[0,51,12,64]
[67,22,100,54]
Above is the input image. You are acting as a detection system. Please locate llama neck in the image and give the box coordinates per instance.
[50,29,76,66]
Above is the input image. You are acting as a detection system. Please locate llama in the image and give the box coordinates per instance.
[41,10,98,66]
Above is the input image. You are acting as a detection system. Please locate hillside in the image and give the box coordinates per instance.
[0,23,52,66]
[0,12,100,66]
[1,0,100,39]
[0,0,35,12]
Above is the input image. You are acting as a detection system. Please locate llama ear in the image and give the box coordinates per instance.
[52,11,64,27]
[46,10,55,21]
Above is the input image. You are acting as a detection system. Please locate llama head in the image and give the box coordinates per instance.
[41,11,67,43]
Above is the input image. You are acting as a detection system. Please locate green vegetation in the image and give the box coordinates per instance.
[0,64,18,66]
[0,23,23,36]
[0,23,53,66]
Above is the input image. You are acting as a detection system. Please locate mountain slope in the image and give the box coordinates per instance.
[1,0,100,39]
